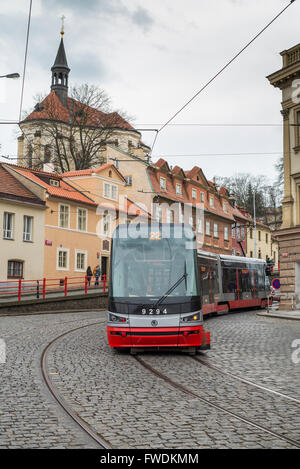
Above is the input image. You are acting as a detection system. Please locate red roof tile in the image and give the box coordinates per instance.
[0,165,45,206]
[6,164,96,206]
[62,163,126,182]
[22,91,136,132]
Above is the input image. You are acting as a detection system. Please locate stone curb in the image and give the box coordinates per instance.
[256,311,300,321]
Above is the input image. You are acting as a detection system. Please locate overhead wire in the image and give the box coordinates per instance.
[150,0,297,154]
[19,0,33,122]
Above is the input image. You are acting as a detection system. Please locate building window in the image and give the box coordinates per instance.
[192,188,197,199]
[3,212,14,239]
[214,223,218,238]
[241,226,245,240]
[103,183,118,200]
[57,249,69,270]
[176,183,182,195]
[258,249,261,259]
[223,202,227,213]
[77,208,87,232]
[156,206,162,222]
[103,212,111,236]
[59,205,70,228]
[178,205,183,223]
[125,176,133,186]
[258,231,261,241]
[250,228,253,239]
[209,196,214,207]
[250,251,253,258]
[23,216,33,242]
[7,260,23,278]
[160,177,166,190]
[115,159,119,169]
[224,226,229,241]
[75,250,87,272]
[197,219,203,234]
[232,226,235,239]
[266,233,268,243]
[103,240,110,251]
[206,221,211,236]
[189,216,194,228]
[200,192,204,203]
[167,209,174,223]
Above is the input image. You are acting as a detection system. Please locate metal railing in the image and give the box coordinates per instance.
[0,274,108,302]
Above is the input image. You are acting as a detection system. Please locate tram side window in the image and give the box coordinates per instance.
[257,266,266,291]
[222,267,237,293]
[211,267,219,295]
[198,263,210,297]
[239,269,252,292]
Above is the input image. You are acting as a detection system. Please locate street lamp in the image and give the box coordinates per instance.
[0,73,20,79]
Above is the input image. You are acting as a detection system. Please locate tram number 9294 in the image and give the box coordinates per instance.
[141,308,168,315]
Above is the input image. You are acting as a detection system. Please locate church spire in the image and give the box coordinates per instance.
[51,16,70,107]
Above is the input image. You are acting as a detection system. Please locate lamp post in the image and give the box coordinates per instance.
[0,73,20,79]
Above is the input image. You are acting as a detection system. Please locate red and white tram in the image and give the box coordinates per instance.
[107,223,270,353]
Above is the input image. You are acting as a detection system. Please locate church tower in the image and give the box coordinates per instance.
[50,17,70,107]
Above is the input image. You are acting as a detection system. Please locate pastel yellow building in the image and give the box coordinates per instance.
[0,164,46,281]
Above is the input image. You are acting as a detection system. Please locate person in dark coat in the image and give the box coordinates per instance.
[86,266,92,287]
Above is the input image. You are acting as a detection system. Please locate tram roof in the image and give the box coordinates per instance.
[197,249,266,264]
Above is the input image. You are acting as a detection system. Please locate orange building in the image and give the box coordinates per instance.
[4,163,150,280]
[146,159,236,255]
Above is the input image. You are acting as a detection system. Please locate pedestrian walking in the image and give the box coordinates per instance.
[93,264,101,286]
[86,266,92,287]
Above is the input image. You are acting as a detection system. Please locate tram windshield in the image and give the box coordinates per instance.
[110,225,198,301]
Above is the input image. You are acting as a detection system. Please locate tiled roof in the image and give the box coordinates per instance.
[0,164,45,206]
[62,163,126,182]
[6,164,96,206]
[22,91,136,132]
[148,160,235,222]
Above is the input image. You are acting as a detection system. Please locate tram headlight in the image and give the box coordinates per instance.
[109,314,127,323]
[181,312,202,323]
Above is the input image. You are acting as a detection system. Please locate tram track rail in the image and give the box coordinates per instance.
[134,355,300,449]
[40,320,111,449]
[192,355,300,405]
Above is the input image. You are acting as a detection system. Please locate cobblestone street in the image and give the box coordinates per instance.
[0,310,299,449]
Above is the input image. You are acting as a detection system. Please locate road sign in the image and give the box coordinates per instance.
[272,278,280,290]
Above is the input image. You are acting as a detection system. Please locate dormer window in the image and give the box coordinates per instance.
[125,176,132,186]
[160,177,166,190]
[223,202,227,213]
[50,179,60,187]
[176,183,182,195]
[209,196,214,207]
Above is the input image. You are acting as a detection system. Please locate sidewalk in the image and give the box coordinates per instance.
[257,309,300,321]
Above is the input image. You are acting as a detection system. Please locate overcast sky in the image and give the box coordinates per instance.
[0,0,299,183]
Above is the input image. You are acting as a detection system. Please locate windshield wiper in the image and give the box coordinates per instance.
[153,266,188,309]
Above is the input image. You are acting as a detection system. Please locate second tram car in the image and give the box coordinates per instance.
[107,223,270,353]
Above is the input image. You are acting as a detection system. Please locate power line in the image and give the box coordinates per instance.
[19,0,33,122]
[1,151,284,162]
[151,0,297,154]
[138,123,297,127]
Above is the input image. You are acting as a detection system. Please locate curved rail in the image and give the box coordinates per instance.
[134,355,300,449]
[192,356,300,405]
[41,320,111,449]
